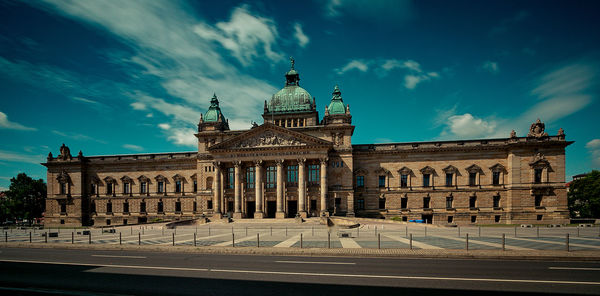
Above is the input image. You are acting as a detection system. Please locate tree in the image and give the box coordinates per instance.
[568,170,600,218]
[3,173,46,224]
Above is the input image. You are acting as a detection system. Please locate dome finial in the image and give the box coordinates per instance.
[290,56,295,70]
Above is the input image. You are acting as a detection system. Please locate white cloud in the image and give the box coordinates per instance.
[122,144,144,151]
[158,123,171,130]
[0,111,36,131]
[0,150,43,164]
[130,102,146,110]
[145,113,154,118]
[482,61,499,74]
[444,113,497,138]
[586,139,600,150]
[72,97,99,104]
[367,58,440,89]
[587,139,600,167]
[167,128,197,147]
[335,59,369,75]
[193,5,283,66]
[293,23,310,48]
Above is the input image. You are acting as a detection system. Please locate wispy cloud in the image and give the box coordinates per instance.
[586,139,600,167]
[335,59,369,75]
[0,150,43,164]
[0,111,36,131]
[481,61,499,74]
[325,0,416,25]
[51,130,106,144]
[158,123,171,130]
[122,144,144,151]
[342,58,440,89]
[71,97,99,105]
[293,22,310,48]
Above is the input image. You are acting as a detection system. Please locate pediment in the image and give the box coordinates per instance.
[209,123,331,151]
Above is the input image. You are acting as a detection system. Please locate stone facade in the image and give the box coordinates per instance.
[42,61,572,227]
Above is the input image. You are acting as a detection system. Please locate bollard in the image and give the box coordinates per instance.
[378,233,381,249]
[514,226,517,237]
[232,233,235,247]
[72,232,74,244]
[45,232,47,243]
[328,232,331,249]
[458,226,461,237]
[466,233,469,251]
[409,234,413,250]
[89,232,91,244]
[425,226,427,237]
[172,233,175,246]
[286,227,288,237]
[300,233,303,249]
[194,233,196,247]
[138,233,141,245]
[257,233,260,248]
[502,233,505,251]
[375,226,377,237]
[566,233,570,252]
[119,232,122,245]
[405,226,408,238]
[577,226,580,237]
[29,232,32,243]
[537,226,540,238]
[5,232,7,243]
[478,226,481,237]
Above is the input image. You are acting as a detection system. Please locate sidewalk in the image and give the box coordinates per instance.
[3,242,600,261]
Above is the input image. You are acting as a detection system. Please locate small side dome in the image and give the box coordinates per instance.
[204,93,225,122]
[327,85,346,115]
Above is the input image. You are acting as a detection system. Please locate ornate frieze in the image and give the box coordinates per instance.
[235,131,307,148]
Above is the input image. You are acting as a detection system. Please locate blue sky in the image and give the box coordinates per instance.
[1,0,599,190]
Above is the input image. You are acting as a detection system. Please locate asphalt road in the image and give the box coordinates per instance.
[1,247,599,295]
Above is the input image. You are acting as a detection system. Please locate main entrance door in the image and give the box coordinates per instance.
[246,201,255,218]
[287,201,297,218]
[421,214,433,224]
[266,201,276,218]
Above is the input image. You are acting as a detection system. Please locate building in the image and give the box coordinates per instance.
[42,60,572,226]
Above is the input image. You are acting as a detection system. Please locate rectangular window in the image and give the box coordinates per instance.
[175,181,182,193]
[537,214,543,221]
[535,195,543,207]
[124,183,130,194]
[193,201,197,212]
[60,183,66,195]
[422,174,430,187]
[379,198,386,209]
[423,197,430,209]
[140,202,146,213]
[445,173,453,187]
[207,200,213,209]
[493,195,501,208]
[401,197,408,209]
[106,219,111,226]
[308,164,320,185]
[123,202,129,213]
[492,171,501,185]
[378,175,386,188]
[157,201,164,213]
[175,201,181,213]
[60,203,66,214]
[157,181,164,193]
[286,165,298,186]
[471,215,477,223]
[106,183,113,195]
[266,166,276,189]
[227,167,235,189]
[400,174,408,188]
[356,199,365,210]
[469,196,477,208]
[141,182,147,194]
[448,216,454,223]
[495,215,501,223]
[193,181,197,192]
[356,175,364,188]
[534,168,543,183]
[469,172,477,186]
[246,167,255,189]
[106,202,112,214]
[446,196,453,209]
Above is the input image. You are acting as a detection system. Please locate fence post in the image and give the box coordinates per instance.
[378,233,381,249]
[514,226,517,237]
[172,233,175,246]
[312,226,314,236]
[286,227,288,237]
[328,232,331,249]
[271,226,273,236]
[409,233,413,250]
[194,233,196,247]
[458,226,461,237]
[257,233,260,248]
[119,232,122,245]
[138,233,141,245]
[478,226,481,237]
[577,226,580,237]
[466,233,469,251]
[566,233,570,252]
[502,233,505,251]
[89,232,91,244]
[29,232,32,243]
[72,232,74,244]
[232,233,235,247]
[300,233,303,249]
[45,232,47,243]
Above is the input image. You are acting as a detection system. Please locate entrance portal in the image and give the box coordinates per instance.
[287,200,297,218]
[266,201,276,218]
[227,201,234,214]
[421,214,433,224]
[246,201,255,218]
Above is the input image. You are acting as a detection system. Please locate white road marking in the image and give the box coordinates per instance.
[274,232,306,248]
[339,237,362,248]
[382,234,442,249]
[275,260,356,265]
[91,255,146,259]
[549,267,600,271]
[1,259,600,286]
[437,235,534,251]
[509,237,600,249]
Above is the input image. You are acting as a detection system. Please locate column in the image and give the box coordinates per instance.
[254,160,264,219]
[233,161,242,219]
[276,159,285,218]
[320,157,328,216]
[213,162,222,218]
[298,158,307,218]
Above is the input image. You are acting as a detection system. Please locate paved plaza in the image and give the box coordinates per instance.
[4,219,600,251]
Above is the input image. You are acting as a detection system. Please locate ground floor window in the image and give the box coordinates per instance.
[157,201,164,213]
[379,198,386,209]
[140,201,146,213]
[401,197,407,209]
[471,215,477,223]
[356,198,365,210]
[106,219,111,226]
[495,215,501,223]
[448,216,453,223]
[537,214,543,221]
[175,201,181,213]
[207,200,213,209]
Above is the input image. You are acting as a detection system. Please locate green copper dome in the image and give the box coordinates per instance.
[204,93,225,122]
[267,57,315,114]
[327,85,346,115]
